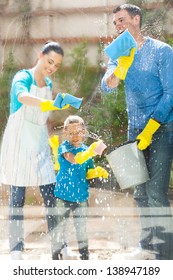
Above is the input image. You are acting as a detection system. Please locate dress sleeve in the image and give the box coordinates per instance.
[10,70,33,114]
[12,70,33,96]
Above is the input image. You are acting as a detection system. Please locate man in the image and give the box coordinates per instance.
[101,4,173,260]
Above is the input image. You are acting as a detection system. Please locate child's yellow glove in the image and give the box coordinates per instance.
[48,135,60,171]
[74,142,98,164]
[114,48,136,80]
[40,100,69,112]
[86,166,109,179]
[136,119,160,150]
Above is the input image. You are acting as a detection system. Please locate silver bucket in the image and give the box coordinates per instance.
[106,141,149,189]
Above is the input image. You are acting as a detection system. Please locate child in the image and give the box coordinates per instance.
[53,115,108,260]
[49,134,78,260]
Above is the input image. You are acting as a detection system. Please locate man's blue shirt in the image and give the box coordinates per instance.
[101,37,173,129]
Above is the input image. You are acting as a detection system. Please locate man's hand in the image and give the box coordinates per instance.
[114,48,136,80]
[137,119,160,150]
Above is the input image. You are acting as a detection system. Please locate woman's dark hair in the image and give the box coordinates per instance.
[113,4,143,28]
[42,41,64,56]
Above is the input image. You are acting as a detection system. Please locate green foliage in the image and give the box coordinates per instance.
[128,0,168,39]
[54,42,100,100]
[170,167,173,188]
[0,52,18,136]
[165,37,173,47]
[81,81,127,151]
[51,42,102,127]
[127,0,145,6]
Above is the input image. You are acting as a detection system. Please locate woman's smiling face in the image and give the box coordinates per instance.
[39,50,63,77]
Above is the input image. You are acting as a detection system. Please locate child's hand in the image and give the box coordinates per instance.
[95,166,109,178]
[74,141,98,164]
[86,166,109,179]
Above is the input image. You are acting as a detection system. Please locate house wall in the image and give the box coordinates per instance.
[0,0,172,69]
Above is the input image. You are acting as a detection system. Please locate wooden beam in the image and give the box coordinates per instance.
[0,36,115,45]
[1,32,173,46]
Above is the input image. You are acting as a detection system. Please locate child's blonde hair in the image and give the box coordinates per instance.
[64,115,86,130]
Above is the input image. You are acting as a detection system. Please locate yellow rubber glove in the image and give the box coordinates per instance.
[74,142,98,164]
[49,135,59,150]
[86,166,109,179]
[40,100,69,112]
[114,48,136,80]
[136,119,160,150]
[48,135,60,171]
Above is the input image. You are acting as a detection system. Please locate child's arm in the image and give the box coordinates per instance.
[74,142,98,164]
[63,152,76,164]
[62,141,103,165]
[86,166,109,179]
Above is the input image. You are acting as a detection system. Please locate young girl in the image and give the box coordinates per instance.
[53,115,108,260]
[0,41,70,260]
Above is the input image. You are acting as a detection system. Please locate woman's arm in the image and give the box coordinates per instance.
[18,92,43,107]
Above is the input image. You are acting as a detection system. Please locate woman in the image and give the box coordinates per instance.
[0,41,68,260]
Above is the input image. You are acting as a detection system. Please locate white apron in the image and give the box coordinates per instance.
[0,75,56,187]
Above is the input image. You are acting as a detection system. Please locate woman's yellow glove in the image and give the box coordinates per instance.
[40,100,69,112]
[86,166,109,179]
[74,142,98,164]
[48,135,60,171]
[136,119,160,150]
[114,48,136,80]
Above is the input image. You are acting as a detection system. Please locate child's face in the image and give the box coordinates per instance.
[65,123,86,147]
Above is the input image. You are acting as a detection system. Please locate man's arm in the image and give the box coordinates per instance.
[106,72,120,88]
[101,48,136,92]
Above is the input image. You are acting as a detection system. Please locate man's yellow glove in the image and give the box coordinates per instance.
[74,142,98,164]
[86,166,109,179]
[114,48,136,80]
[136,119,160,150]
[48,135,60,171]
[40,100,69,112]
